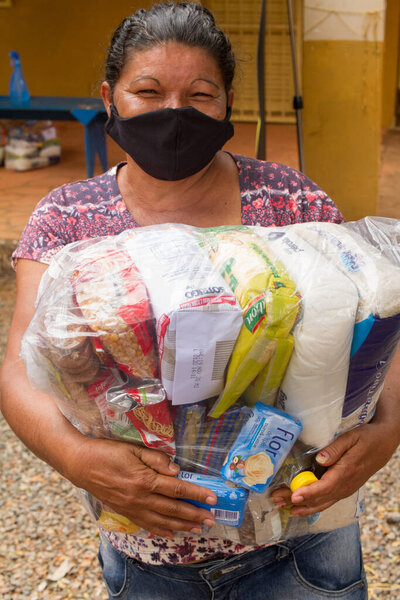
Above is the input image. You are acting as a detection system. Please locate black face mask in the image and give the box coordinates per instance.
[105,104,234,181]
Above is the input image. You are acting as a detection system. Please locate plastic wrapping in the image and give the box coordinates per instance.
[21,219,400,546]
[287,221,400,433]
[252,226,359,448]
[198,226,300,417]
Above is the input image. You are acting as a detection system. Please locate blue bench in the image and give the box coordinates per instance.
[0,96,108,177]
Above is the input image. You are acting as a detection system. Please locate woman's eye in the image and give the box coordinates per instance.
[137,89,158,95]
[192,92,214,100]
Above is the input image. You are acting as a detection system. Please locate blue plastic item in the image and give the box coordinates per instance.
[9,50,30,106]
[221,403,303,494]
[177,470,248,527]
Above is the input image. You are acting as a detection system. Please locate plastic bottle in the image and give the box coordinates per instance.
[290,470,318,492]
[279,470,321,535]
[9,50,30,106]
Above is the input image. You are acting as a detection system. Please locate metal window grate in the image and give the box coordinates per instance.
[204,0,303,123]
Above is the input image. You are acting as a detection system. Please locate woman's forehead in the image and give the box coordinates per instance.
[121,41,223,84]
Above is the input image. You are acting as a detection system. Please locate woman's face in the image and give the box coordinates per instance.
[102,41,233,120]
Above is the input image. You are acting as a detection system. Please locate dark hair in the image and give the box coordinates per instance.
[105,2,235,94]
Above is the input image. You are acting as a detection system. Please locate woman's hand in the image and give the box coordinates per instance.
[272,349,400,516]
[272,420,398,516]
[68,437,217,538]
[0,260,217,540]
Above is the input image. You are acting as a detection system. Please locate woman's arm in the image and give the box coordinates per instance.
[0,259,217,538]
[272,346,400,514]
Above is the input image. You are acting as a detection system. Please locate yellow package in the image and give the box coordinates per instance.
[199,227,301,418]
[243,336,294,406]
[98,509,141,534]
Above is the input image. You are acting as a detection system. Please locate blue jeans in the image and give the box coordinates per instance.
[98,523,367,599]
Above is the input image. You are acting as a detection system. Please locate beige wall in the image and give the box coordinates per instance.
[303,1,385,221]
[0,1,153,97]
[0,1,390,222]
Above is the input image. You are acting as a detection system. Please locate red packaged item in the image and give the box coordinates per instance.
[105,379,175,456]
[71,248,158,380]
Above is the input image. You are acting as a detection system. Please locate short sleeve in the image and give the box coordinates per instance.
[11,187,70,268]
[287,168,345,225]
[11,165,132,270]
[234,155,345,227]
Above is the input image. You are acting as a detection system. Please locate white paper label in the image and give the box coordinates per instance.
[172,310,241,405]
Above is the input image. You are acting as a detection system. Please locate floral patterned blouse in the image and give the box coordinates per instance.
[13,153,344,565]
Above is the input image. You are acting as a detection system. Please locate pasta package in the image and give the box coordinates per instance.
[22,274,123,437]
[21,237,168,445]
[105,379,175,455]
[198,226,301,418]
[71,247,158,380]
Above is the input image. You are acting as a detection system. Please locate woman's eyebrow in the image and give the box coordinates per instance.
[131,76,161,84]
[191,78,220,89]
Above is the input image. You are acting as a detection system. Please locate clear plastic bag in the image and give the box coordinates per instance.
[21,219,400,544]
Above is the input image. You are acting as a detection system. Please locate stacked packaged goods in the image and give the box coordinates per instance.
[21,219,400,544]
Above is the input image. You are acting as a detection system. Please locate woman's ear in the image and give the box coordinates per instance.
[101,81,112,116]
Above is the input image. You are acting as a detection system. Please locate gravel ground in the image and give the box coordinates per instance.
[0,265,399,600]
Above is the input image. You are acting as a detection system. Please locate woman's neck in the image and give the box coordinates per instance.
[117,151,242,227]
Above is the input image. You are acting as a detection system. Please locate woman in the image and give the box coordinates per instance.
[1,3,399,599]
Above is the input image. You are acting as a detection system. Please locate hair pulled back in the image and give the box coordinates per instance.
[105,2,235,94]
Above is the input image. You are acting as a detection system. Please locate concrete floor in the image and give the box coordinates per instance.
[0,121,399,242]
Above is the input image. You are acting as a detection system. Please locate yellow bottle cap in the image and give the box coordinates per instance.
[290,471,318,493]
